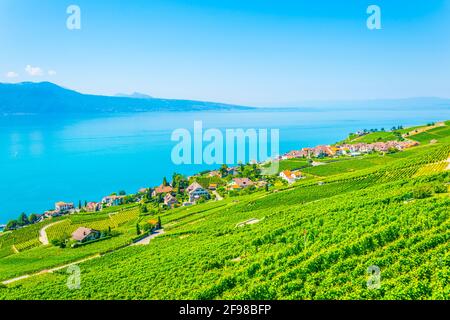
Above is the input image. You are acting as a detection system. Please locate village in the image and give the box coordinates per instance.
[1,131,420,244]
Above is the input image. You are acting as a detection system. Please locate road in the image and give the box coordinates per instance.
[132,229,165,246]
[212,190,223,201]
[39,220,65,245]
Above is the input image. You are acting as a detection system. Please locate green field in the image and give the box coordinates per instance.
[0,121,449,300]
[410,126,450,144]
[276,158,310,172]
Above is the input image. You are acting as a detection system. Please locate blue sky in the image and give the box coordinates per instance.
[1,0,449,106]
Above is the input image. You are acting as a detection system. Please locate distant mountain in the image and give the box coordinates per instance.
[115,92,154,99]
[269,97,450,111]
[0,82,252,115]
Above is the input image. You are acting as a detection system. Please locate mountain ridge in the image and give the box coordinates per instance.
[0,82,252,114]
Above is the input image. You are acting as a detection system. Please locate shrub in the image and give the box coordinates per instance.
[433,183,447,194]
[412,186,433,199]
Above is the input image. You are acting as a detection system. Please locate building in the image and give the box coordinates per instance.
[152,185,173,197]
[187,182,210,202]
[208,170,222,178]
[209,183,217,190]
[186,182,204,193]
[164,193,178,208]
[86,202,101,212]
[71,227,101,243]
[279,170,303,184]
[101,195,124,207]
[138,187,149,194]
[55,202,74,213]
[229,178,254,189]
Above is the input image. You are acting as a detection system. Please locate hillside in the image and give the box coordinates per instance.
[0,82,252,114]
[0,121,449,300]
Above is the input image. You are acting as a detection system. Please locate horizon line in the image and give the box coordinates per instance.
[2,80,450,108]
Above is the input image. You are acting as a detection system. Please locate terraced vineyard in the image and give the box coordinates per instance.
[0,122,449,300]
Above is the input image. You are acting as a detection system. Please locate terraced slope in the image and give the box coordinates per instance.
[0,136,448,300]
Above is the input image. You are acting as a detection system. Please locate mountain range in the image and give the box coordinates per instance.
[0,82,252,115]
[1,82,449,115]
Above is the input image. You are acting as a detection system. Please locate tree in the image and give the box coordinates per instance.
[28,213,39,224]
[140,205,148,214]
[18,212,28,226]
[119,190,126,196]
[162,177,168,187]
[136,223,141,235]
[157,216,162,229]
[5,220,19,231]
[78,200,82,210]
[219,164,228,177]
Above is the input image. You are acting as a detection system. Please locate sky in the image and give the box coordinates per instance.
[0,0,449,106]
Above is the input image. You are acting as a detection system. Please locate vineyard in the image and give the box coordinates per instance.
[0,206,142,280]
[45,207,140,242]
[0,122,449,300]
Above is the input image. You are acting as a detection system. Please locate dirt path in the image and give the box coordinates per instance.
[212,190,223,201]
[39,220,64,245]
[2,254,100,285]
[132,229,165,246]
[402,122,445,138]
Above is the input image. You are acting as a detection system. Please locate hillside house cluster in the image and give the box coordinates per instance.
[280,140,418,160]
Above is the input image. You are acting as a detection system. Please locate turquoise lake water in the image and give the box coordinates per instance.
[0,108,449,223]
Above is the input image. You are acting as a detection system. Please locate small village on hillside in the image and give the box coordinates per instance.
[0,126,423,238]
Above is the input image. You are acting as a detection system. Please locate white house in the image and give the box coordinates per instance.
[187,182,210,202]
[164,193,178,208]
[55,201,74,212]
[279,170,303,184]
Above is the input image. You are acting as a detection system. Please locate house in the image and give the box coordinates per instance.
[71,227,101,243]
[164,193,178,208]
[208,170,222,178]
[186,182,204,193]
[229,178,254,189]
[187,182,210,202]
[138,187,149,194]
[44,210,60,218]
[152,185,173,197]
[86,202,101,212]
[208,183,217,190]
[279,170,303,184]
[55,202,74,213]
[227,167,239,176]
[256,180,268,188]
[101,195,124,207]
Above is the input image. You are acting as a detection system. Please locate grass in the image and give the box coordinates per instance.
[276,159,310,172]
[0,121,449,300]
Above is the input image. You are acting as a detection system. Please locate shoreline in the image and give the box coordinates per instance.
[0,118,446,225]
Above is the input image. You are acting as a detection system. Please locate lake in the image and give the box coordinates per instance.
[0,108,449,223]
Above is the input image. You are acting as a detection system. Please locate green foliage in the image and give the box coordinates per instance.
[0,125,449,300]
